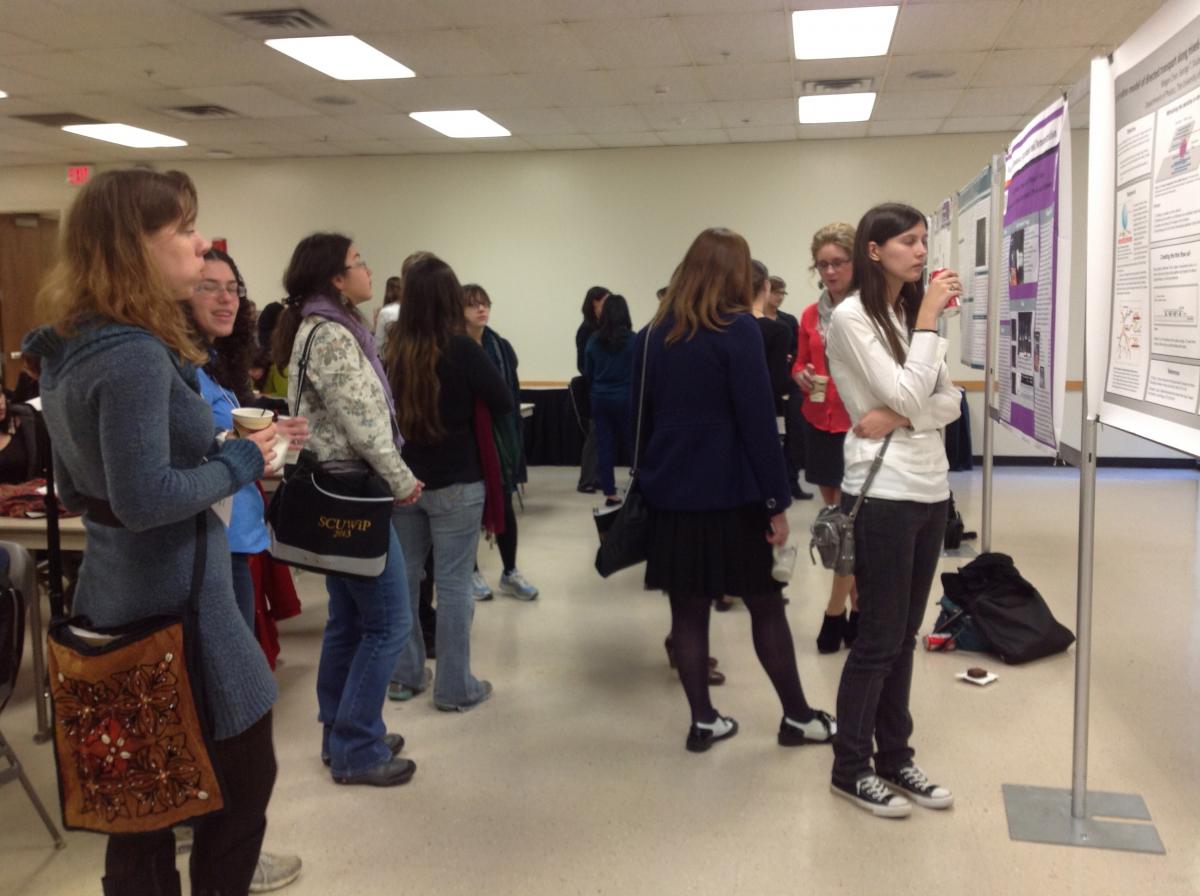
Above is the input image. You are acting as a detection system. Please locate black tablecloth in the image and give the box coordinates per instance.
[520,387,631,466]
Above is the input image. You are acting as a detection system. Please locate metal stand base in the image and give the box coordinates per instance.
[941,543,978,560]
[1002,784,1164,853]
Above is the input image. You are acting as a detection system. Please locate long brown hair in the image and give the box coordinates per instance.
[386,255,465,444]
[850,203,926,364]
[271,232,353,367]
[37,168,205,364]
[653,227,752,344]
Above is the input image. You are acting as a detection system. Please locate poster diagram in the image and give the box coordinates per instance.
[956,164,992,370]
[1104,10,1200,431]
[1000,97,1071,454]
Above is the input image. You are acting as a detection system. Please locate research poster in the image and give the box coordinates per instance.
[1102,10,1200,453]
[956,164,992,369]
[929,198,953,275]
[999,98,1071,454]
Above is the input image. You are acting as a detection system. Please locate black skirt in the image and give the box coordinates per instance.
[803,418,847,488]
[644,504,780,599]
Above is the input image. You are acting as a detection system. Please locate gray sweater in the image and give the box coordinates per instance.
[24,321,277,740]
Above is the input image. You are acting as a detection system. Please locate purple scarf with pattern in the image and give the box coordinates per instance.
[301,293,403,450]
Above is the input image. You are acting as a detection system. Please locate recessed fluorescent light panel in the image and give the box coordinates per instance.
[410,110,510,139]
[266,36,415,80]
[792,6,898,60]
[63,123,187,148]
[0,90,8,99]
[798,93,877,124]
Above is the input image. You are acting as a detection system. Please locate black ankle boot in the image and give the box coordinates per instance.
[816,611,847,654]
[844,610,861,647]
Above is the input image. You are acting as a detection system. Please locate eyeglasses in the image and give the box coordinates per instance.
[466,300,491,309]
[345,259,369,271]
[196,280,244,299]
[814,259,850,273]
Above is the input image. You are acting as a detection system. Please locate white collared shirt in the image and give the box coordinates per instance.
[826,293,962,503]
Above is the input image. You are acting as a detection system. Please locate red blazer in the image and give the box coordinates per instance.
[792,302,852,434]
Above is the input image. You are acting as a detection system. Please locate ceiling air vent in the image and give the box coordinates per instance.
[222,8,329,32]
[12,113,103,127]
[162,104,240,120]
[800,78,874,95]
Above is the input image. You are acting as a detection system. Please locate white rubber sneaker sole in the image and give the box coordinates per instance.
[831,782,912,818]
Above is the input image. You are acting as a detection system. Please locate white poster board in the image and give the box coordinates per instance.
[956,164,992,369]
[1093,0,1200,457]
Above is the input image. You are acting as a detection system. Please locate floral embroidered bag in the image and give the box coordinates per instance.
[46,515,225,833]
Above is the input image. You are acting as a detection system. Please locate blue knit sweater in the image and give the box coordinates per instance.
[23,321,276,740]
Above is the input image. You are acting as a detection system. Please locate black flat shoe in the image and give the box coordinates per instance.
[323,732,405,767]
[332,756,416,787]
[791,483,815,500]
[686,715,738,753]
[816,611,847,653]
[778,709,837,746]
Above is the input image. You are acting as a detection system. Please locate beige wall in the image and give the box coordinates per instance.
[0,132,1186,459]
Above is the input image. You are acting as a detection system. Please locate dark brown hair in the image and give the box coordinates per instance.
[653,228,752,344]
[851,203,926,364]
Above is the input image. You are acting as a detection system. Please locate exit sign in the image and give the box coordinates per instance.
[66,165,91,186]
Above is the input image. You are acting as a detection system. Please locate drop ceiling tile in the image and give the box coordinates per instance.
[187,86,316,119]
[727,124,798,142]
[0,0,222,49]
[940,115,1024,134]
[638,101,722,130]
[796,122,869,139]
[267,116,378,142]
[369,29,509,78]
[791,56,889,86]
[546,0,672,20]
[868,118,945,137]
[658,128,729,145]
[469,24,598,73]
[0,30,48,54]
[873,89,963,121]
[0,130,65,153]
[697,62,794,101]
[79,40,323,91]
[2,52,153,93]
[884,52,987,91]
[163,119,311,144]
[664,0,783,12]
[0,96,60,122]
[487,107,577,134]
[398,136,478,154]
[332,139,410,156]
[523,133,598,149]
[996,0,1147,49]
[590,131,664,147]
[561,105,650,133]
[971,48,1090,88]
[466,136,532,152]
[891,1,1020,55]
[674,12,792,65]
[567,18,691,69]
[535,70,628,106]
[430,0,560,28]
[258,141,352,158]
[267,84,399,117]
[713,98,796,128]
[1098,0,1165,46]
[357,74,553,110]
[203,143,288,159]
[611,67,710,104]
[305,0,454,31]
[953,85,1053,117]
[329,113,432,141]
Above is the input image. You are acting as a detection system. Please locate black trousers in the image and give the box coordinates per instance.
[783,388,806,483]
[103,711,277,896]
[831,497,947,785]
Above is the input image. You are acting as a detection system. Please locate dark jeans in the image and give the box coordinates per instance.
[103,711,277,896]
[592,394,632,497]
[831,496,947,786]
[577,420,599,489]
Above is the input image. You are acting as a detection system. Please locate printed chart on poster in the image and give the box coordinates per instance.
[997,98,1071,454]
[929,197,953,274]
[1100,9,1200,456]
[956,165,992,369]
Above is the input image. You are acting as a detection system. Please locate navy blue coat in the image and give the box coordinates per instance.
[631,313,791,514]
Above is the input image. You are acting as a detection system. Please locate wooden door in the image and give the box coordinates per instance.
[0,214,59,389]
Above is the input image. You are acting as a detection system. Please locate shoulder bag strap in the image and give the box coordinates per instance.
[291,320,330,417]
[630,328,652,478]
[846,432,893,523]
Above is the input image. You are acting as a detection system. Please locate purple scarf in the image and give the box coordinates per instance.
[301,293,403,450]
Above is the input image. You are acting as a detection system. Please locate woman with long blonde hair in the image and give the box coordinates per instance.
[635,227,835,753]
[23,168,281,894]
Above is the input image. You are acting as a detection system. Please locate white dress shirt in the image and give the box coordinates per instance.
[826,293,961,503]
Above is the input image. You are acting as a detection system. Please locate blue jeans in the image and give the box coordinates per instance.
[592,394,632,497]
[316,527,411,776]
[391,480,487,708]
[831,495,948,785]
[230,552,255,632]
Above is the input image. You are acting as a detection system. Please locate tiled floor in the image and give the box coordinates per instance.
[3,466,1199,895]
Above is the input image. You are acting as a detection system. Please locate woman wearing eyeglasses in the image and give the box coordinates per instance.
[272,234,424,787]
[792,222,859,653]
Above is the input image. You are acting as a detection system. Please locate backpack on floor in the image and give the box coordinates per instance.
[940,552,1075,665]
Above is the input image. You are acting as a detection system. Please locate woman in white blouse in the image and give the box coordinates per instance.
[824,203,962,819]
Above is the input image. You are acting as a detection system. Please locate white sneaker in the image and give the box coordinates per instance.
[831,774,912,818]
[471,571,493,601]
[879,764,954,809]
[249,851,302,892]
[499,569,538,600]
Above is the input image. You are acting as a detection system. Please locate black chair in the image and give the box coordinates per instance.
[0,544,65,848]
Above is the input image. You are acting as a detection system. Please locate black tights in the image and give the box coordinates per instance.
[496,490,518,573]
[668,592,812,725]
